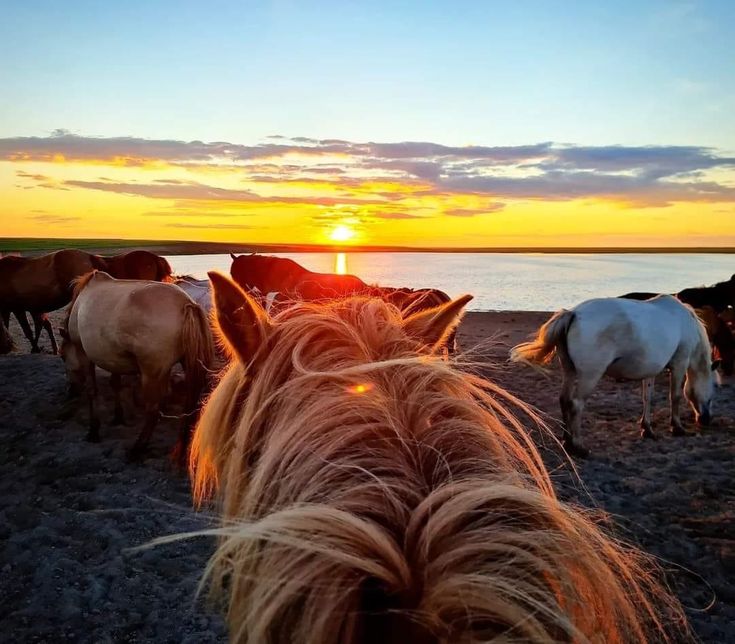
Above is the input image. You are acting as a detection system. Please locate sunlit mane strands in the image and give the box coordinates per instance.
[187,273,689,643]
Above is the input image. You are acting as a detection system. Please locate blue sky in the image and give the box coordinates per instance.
[2,0,734,148]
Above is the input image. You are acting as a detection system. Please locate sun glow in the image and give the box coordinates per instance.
[330,225,355,243]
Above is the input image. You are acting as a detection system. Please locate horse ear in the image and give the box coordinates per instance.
[208,271,271,363]
[712,360,721,372]
[402,294,473,352]
[230,253,237,260]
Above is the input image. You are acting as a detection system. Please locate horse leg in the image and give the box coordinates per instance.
[29,313,47,353]
[669,367,687,436]
[13,311,38,352]
[41,315,58,355]
[563,371,602,458]
[639,378,657,439]
[86,363,101,442]
[110,374,125,425]
[127,371,166,461]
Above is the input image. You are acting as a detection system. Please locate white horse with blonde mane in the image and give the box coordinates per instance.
[178,273,689,643]
[511,295,718,457]
[60,271,214,462]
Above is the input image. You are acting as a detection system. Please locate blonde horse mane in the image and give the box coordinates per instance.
[63,270,99,329]
[189,277,689,643]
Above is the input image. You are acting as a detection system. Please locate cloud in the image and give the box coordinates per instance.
[444,204,505,217]
[143,209,254,218]
[3,132,735,209]
[60,178,391,207]
[165,222,256,230]
[28,214,82,224]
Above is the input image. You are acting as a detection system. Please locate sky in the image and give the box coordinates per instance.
[1,0,734,247]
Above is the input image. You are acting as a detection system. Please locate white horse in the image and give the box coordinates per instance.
[175,277,212,314]
[174,277,281,315]
[510,295,718,457]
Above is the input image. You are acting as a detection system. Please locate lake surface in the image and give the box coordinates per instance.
[165,252,734,312]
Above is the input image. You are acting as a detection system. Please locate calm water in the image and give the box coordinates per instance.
[166,252,734,312]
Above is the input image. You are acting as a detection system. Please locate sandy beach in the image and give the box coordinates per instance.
[1,308,734,642]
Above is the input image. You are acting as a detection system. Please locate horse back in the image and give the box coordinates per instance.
[0,249,96,311]
[102,250,171,281]
[73,277,191,372]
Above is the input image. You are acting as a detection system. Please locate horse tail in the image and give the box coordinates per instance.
[204,477,686,643]
[510,309,575,371]
[181,302,215,419]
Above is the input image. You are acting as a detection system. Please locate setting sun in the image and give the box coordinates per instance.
[330,225,355,243]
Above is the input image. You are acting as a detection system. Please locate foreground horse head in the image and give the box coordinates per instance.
[512,295,718,455]
[189,273,687,643]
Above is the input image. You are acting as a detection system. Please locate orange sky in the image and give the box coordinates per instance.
[2,133,734,247]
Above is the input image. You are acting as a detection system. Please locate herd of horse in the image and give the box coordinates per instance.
[3,248,733,642]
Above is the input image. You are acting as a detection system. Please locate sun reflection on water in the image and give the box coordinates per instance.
[334,252,347,275]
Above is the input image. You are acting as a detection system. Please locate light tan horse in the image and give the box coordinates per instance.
[60,271,213,462]
[185,272,688,643]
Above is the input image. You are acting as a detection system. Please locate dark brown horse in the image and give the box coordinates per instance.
[230,252,368,300]
[622,275,735,312]
[0,316,12,354]
[0,249,172,354]
[230,253,460,352]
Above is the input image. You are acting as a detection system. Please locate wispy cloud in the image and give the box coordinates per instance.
[3,132,735,209]
[27,213,82,225]
[165,222,256,230]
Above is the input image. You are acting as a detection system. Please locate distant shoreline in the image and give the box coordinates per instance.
[1,237,734,256]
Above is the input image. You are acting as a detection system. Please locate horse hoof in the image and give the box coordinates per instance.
[111,414,125,426]
[86,432,101,443]
[640,428,658,440]
[671,426,687,437]
[31,347,41,354]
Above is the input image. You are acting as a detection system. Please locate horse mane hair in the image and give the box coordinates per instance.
[189,295,689,643]
[63,270,99,329]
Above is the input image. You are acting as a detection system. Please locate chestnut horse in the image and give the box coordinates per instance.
[60,271,213,462]
[230,252,368,300]
[181,273,688,643]
[0,249,172,354]
[230,253,459,351]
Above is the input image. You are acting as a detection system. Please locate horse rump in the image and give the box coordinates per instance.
[510,309,575,371]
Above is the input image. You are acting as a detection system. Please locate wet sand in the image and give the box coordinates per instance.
[1,309,734,641]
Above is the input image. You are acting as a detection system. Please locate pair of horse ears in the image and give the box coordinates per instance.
[208,272,473,362]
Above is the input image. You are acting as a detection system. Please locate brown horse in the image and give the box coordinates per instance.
[182,272,689,643]
[59,271,213,462]
[230,253,459,352]
[622,274,735,313]
[697,305,735,376]
[0,316,12,354]
[230,252,368,300]
[0,249,172,354]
